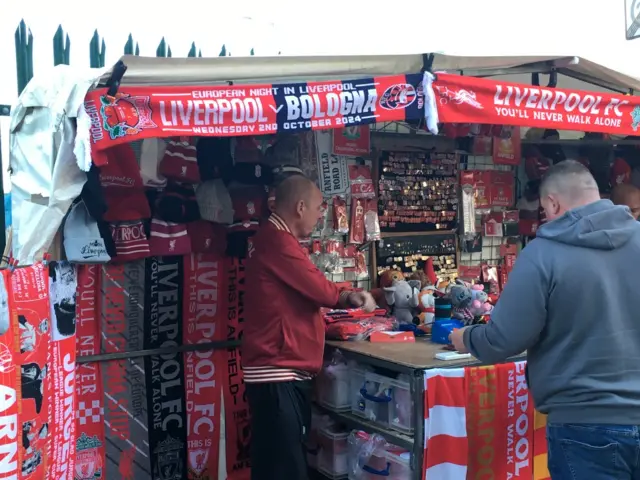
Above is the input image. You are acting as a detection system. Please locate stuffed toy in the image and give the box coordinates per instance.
[372,269,405,312]
[416,286,436,326]
[408,271,428,290]
[409,257,438,291]
[449,279,475,324]
[469,284,493,317]
[384,279,420,324]
[379,269,404,288]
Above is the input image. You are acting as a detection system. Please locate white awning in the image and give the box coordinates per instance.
[97,53,640,94]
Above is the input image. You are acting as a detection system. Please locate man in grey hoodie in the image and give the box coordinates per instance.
[450,160,640,479]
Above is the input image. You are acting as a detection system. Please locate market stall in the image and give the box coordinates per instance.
[3,52,640,480]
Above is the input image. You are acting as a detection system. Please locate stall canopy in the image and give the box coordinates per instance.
[10,52,640,265]
[96,53,640,93]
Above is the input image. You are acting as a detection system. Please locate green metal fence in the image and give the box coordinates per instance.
[13,19,259,95]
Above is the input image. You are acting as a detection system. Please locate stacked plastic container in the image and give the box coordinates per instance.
[347,431,412,480]
[316,358,351,411]
[350,368,414,435]
[354,450,411,480]
[317,426,350,478]
[308,411,350,479]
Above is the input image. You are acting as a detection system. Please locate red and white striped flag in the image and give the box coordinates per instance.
[423,368,468,479]
[424,362,537,479]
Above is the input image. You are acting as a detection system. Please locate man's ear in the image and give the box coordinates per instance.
[295,200,305,217]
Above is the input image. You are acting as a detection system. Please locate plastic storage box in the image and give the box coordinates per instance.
[316,361,351,411]
[350,450,411,480]
[351,370,391,425]
[317,427,350,478]
[351,370,413,433]
[388,374,414,434]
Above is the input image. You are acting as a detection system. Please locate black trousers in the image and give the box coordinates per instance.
[247,380,312,480]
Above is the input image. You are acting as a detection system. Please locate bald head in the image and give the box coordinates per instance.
[539,160,601,221]
[274,175,318,211]
[611,183,640,219]
[274,175,324,238]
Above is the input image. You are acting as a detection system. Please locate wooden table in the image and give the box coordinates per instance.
[326,337,491,371]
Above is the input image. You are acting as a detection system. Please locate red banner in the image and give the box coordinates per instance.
[332,125,371,156]
[223,257,250,480]
[83,74,425,157]
[0,271,20,480]
[466,361,534,479]
[434,73,640,136]
[183,254,226,480]
[10,264,51,479]
[74,265,106,480]
[48,262,78,480]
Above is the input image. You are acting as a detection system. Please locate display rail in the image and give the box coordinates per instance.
[76,339,241,363]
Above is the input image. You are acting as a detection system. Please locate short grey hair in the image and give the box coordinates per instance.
[539,160,599,199]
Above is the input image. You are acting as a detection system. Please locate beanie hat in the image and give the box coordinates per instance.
[195,180,234,224]
[611,157,632,186]
[187,220,227,255]
[139,138,168,188]
[524,155,551,181]
[159,139,200,183]
[196,137,233,181]
[230,163,273,186]
[229,186,267,222]
[63,201,111,263]
[226,221,259,258]
[110,220,150,262]
[233,137,270,163]
[82,164,108,220]
[99,144,151,222]
[156,183,200,223]
[149,219,191,256]
[81,164,117,257]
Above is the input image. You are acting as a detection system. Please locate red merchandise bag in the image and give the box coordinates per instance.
[493,127,522,166]
[489,171,515,208]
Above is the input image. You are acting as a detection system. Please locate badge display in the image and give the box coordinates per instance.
[376,233,458,280]
[378,152,459,232]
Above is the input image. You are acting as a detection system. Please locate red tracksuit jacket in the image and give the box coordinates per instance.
[242,213,350,383]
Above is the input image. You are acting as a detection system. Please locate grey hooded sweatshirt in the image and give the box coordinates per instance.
[464,199,640,424]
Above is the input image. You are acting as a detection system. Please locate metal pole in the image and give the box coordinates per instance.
[0,106,9,258]
[77,339,241,363]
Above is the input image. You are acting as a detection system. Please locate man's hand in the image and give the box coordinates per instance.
[449,327,470,353]
[347,291,376,313]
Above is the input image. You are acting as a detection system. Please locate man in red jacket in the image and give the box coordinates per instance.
[243,175,375,480]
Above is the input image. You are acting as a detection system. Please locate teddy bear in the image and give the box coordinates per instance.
[371,269,405,312]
